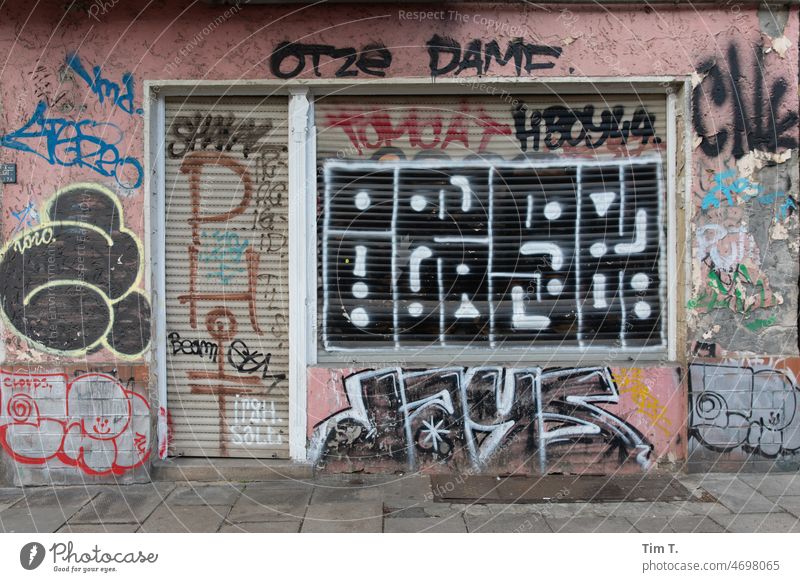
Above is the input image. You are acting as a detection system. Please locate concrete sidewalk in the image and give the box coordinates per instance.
[1,473,798,533]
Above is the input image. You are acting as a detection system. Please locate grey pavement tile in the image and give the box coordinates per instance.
[775,496,800,517]
[138,504,229,533]
[58,523,139,533]
[711,512,800,533]
[228,482,313,522]
[301,501,383,533]
[385,516,467,533]
[466,511,552,533]
[385,502,465,520]
[546,516,636,533]
[738,474,800,498]
[1,487,100,533]
[667,516,726,533]
[667,501,732,516]
[0,488,24,511]
[631,517,672,533]
[220,521,301,533]
[589,502,694,519]
[69,483,174,525]
[311,483,384,503]
[166,484,243,506]
[694,479,783,514]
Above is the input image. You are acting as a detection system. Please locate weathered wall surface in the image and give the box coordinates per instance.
[0,1,797,482]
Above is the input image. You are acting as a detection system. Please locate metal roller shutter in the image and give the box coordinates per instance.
[164,96,290,458]
[315,93,668,356]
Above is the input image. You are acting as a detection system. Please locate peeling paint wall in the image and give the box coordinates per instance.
[0,1,798,482]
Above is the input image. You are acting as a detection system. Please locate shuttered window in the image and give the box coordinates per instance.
[164,96,290,458]
[315,93,668,357]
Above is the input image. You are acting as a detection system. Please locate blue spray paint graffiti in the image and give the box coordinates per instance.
[10,202,39,232]
[199,230,250,284]
[0,101,143,189]
[701,168,796,219]
[66,53,143,116]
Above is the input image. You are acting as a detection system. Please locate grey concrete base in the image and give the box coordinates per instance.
[150,458,313,482]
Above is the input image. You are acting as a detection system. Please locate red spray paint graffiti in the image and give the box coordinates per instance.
[0,370,150,476]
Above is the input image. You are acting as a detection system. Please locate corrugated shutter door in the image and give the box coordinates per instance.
[164,96,290,458]
[315,93,668,356]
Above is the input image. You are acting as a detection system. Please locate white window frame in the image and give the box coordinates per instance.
[145,77,689,465]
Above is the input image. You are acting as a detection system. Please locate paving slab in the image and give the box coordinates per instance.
[466,511,552,533]
[310,483,384,503]
[0,488,24,512]
[546,516,636,533]
[588,502,695,519]
[228,482,313,522]
[166,484,243,506]
[711,512,800,533]
[738,474,800,499]
[385,516,467,533]
[694,479,782,514]
[0,487,100,532]
[138,504,229,532]
[384,502,465,520]
[69,483,174,525]
[220,521,301,533]
[667,516,726,533]
[631,517,672,533]
[58,523,139,533]
[301,500,383,533]
[774,496,800,517]
[668,501,733,516]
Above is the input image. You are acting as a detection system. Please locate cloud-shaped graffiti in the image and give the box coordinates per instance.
[0,183,151,358]
[0,370,150,475]
[690,363,800,458]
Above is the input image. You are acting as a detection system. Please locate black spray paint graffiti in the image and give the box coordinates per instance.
[270,42,392,79]
[167,113,273,159]
[427,35,561,76]
[690,363,800,458]
[311,367,653,472]
[270,36,561,79]
[0,183,151,358]
[513,102,662,152]
[227,339,286,385]
[322,158,664,351]
[693,43,799,159]
[168,331,218,361]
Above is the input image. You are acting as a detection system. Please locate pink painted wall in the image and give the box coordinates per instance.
[1,2,798,477]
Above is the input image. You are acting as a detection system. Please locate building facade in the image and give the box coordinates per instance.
[0,0,798,485]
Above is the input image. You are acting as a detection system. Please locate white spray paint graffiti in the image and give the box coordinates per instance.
[321,158,666,352]
[310,366,653,473]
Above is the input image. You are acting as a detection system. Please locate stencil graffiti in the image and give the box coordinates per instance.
[167,112,273,159]
[0,370,150,475]
[311,366,653,472]
[693,43,799,159]
[690,363,800,458]
[322,158,665,351]
[65,52,143,115]
[0,101,143,189]
[0,183,151,358]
